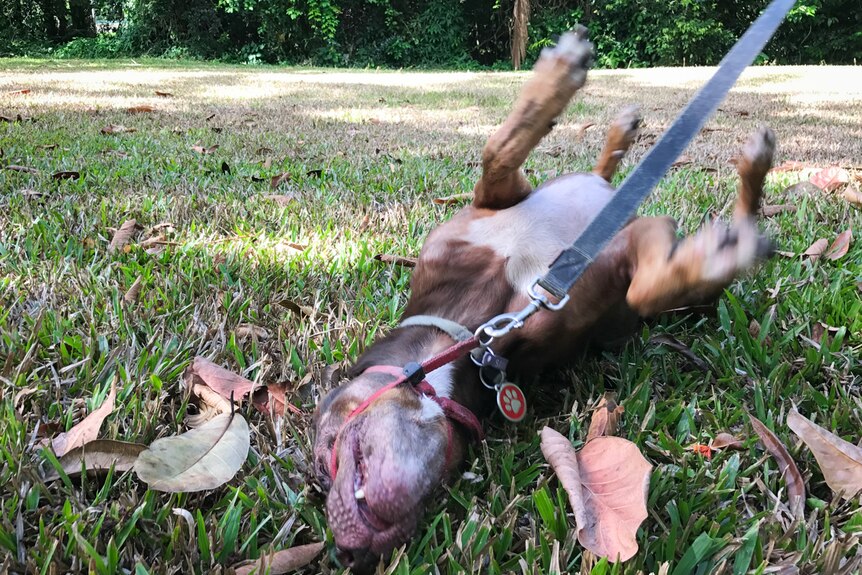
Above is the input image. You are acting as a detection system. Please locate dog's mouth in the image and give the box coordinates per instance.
[351,437,394,533]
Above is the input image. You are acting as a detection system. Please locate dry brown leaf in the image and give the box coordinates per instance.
[100,124,136,135]
[50,378,117,457]
[710,432,744,451]
[155,90,174,97]
[803,238,829,261]
[264,193,296,206]
[235,324,270,339]
[540,427,651,562]
[270,173,291,188]
[760,204,797,217]
[374,254,417,267]
[771,160,815,173]
[191,144,219,155]
[127,104,156,114]
[432,192,473,205]
[824,229,852,261]
[51,171,80,181]
[134,411,249,492]
[185,357,256,400]
[749,414,805,518]
[809,166,851,192]
[576,121,596,140]
[649,334,710,372]
[671,155,692,168]
[586,393,624,442]
[43,439,146,481]
[844,187,862,208]
[233,542,325,575]
[124,276,143,304]
[5,165,39,174]
[8,88,31,96]
[788,408,862,499]
[109,219,139,253]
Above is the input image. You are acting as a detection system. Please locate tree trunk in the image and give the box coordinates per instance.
[39,0,69,41]
[511,0,530,70]
[69,0,96,37]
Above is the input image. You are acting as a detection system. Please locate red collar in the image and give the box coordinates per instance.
[329,337,485,479]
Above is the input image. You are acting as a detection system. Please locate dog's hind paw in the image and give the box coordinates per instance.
[742,126,776,173]
[540,26,594,88]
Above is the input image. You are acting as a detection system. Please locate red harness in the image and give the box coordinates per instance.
[328,337,485,479]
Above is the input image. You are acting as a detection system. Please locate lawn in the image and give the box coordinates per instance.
[1,59,861,574]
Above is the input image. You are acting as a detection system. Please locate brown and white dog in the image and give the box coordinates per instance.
[312,27,774,570]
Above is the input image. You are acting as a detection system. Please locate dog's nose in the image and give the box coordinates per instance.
[335,546,376,572]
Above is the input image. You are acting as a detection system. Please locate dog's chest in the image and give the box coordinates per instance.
[443,173,616,294]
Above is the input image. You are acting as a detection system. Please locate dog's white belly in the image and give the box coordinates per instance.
[464,173,616,293]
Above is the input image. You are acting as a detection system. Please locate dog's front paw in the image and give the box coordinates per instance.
[540,26,594,88]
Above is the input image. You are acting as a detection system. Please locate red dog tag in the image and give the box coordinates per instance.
[496,382,527,422]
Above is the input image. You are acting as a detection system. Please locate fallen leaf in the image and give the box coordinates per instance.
[749,414,805,518]
[433,192,474,205]
[576,122,595,140]
[108,219,139,253]
[688,443,712,459]
[710,432,744,451]
[233,542,325,575]
[255,147,273,155]
[843,186,862,208]
[649,334,710,372]
[803,238,829,260]
[43,439,146,481]
[188,383,232,428]
[540,428,651,562]
[50,378,117,457]
[782,181,821,197]
[205,113,216,121]
[374,254,417,267]
[124,276,143,304]
[4,165,39,174]
[771,160,815,173]
[134,411,249,492]
[101,124,136,135]
[8,89,31,95]
[270,173,291,188]
[127,104,156,114]
[759,204,797,217]
[823,229,852,260]
[262,156,272,169]
[51,171,80,181]
[671,155,692,168]
[155,90,174,97]
[586,393,624,442]
[235,324,270,339]
[185,357,255,400]
[809,166,851,192]
[264,194,296,206]
[787,409,862,499]
[191,144,219,155]
[101,148,130,158]
[306,168,323,178]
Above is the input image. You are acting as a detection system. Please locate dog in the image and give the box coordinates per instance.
[312,26,774,570]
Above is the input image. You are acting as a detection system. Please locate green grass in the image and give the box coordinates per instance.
[0,60,861,574]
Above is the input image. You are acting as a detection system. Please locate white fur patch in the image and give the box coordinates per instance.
[419,395,445,421]
[465,174,615,293]
[424,362,454,398]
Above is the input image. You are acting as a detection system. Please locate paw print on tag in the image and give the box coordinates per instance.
[496,382,527,422]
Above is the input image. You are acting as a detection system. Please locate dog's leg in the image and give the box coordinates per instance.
[625,127,776,316]
[473,27,593,210]
[593,105,641,182]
